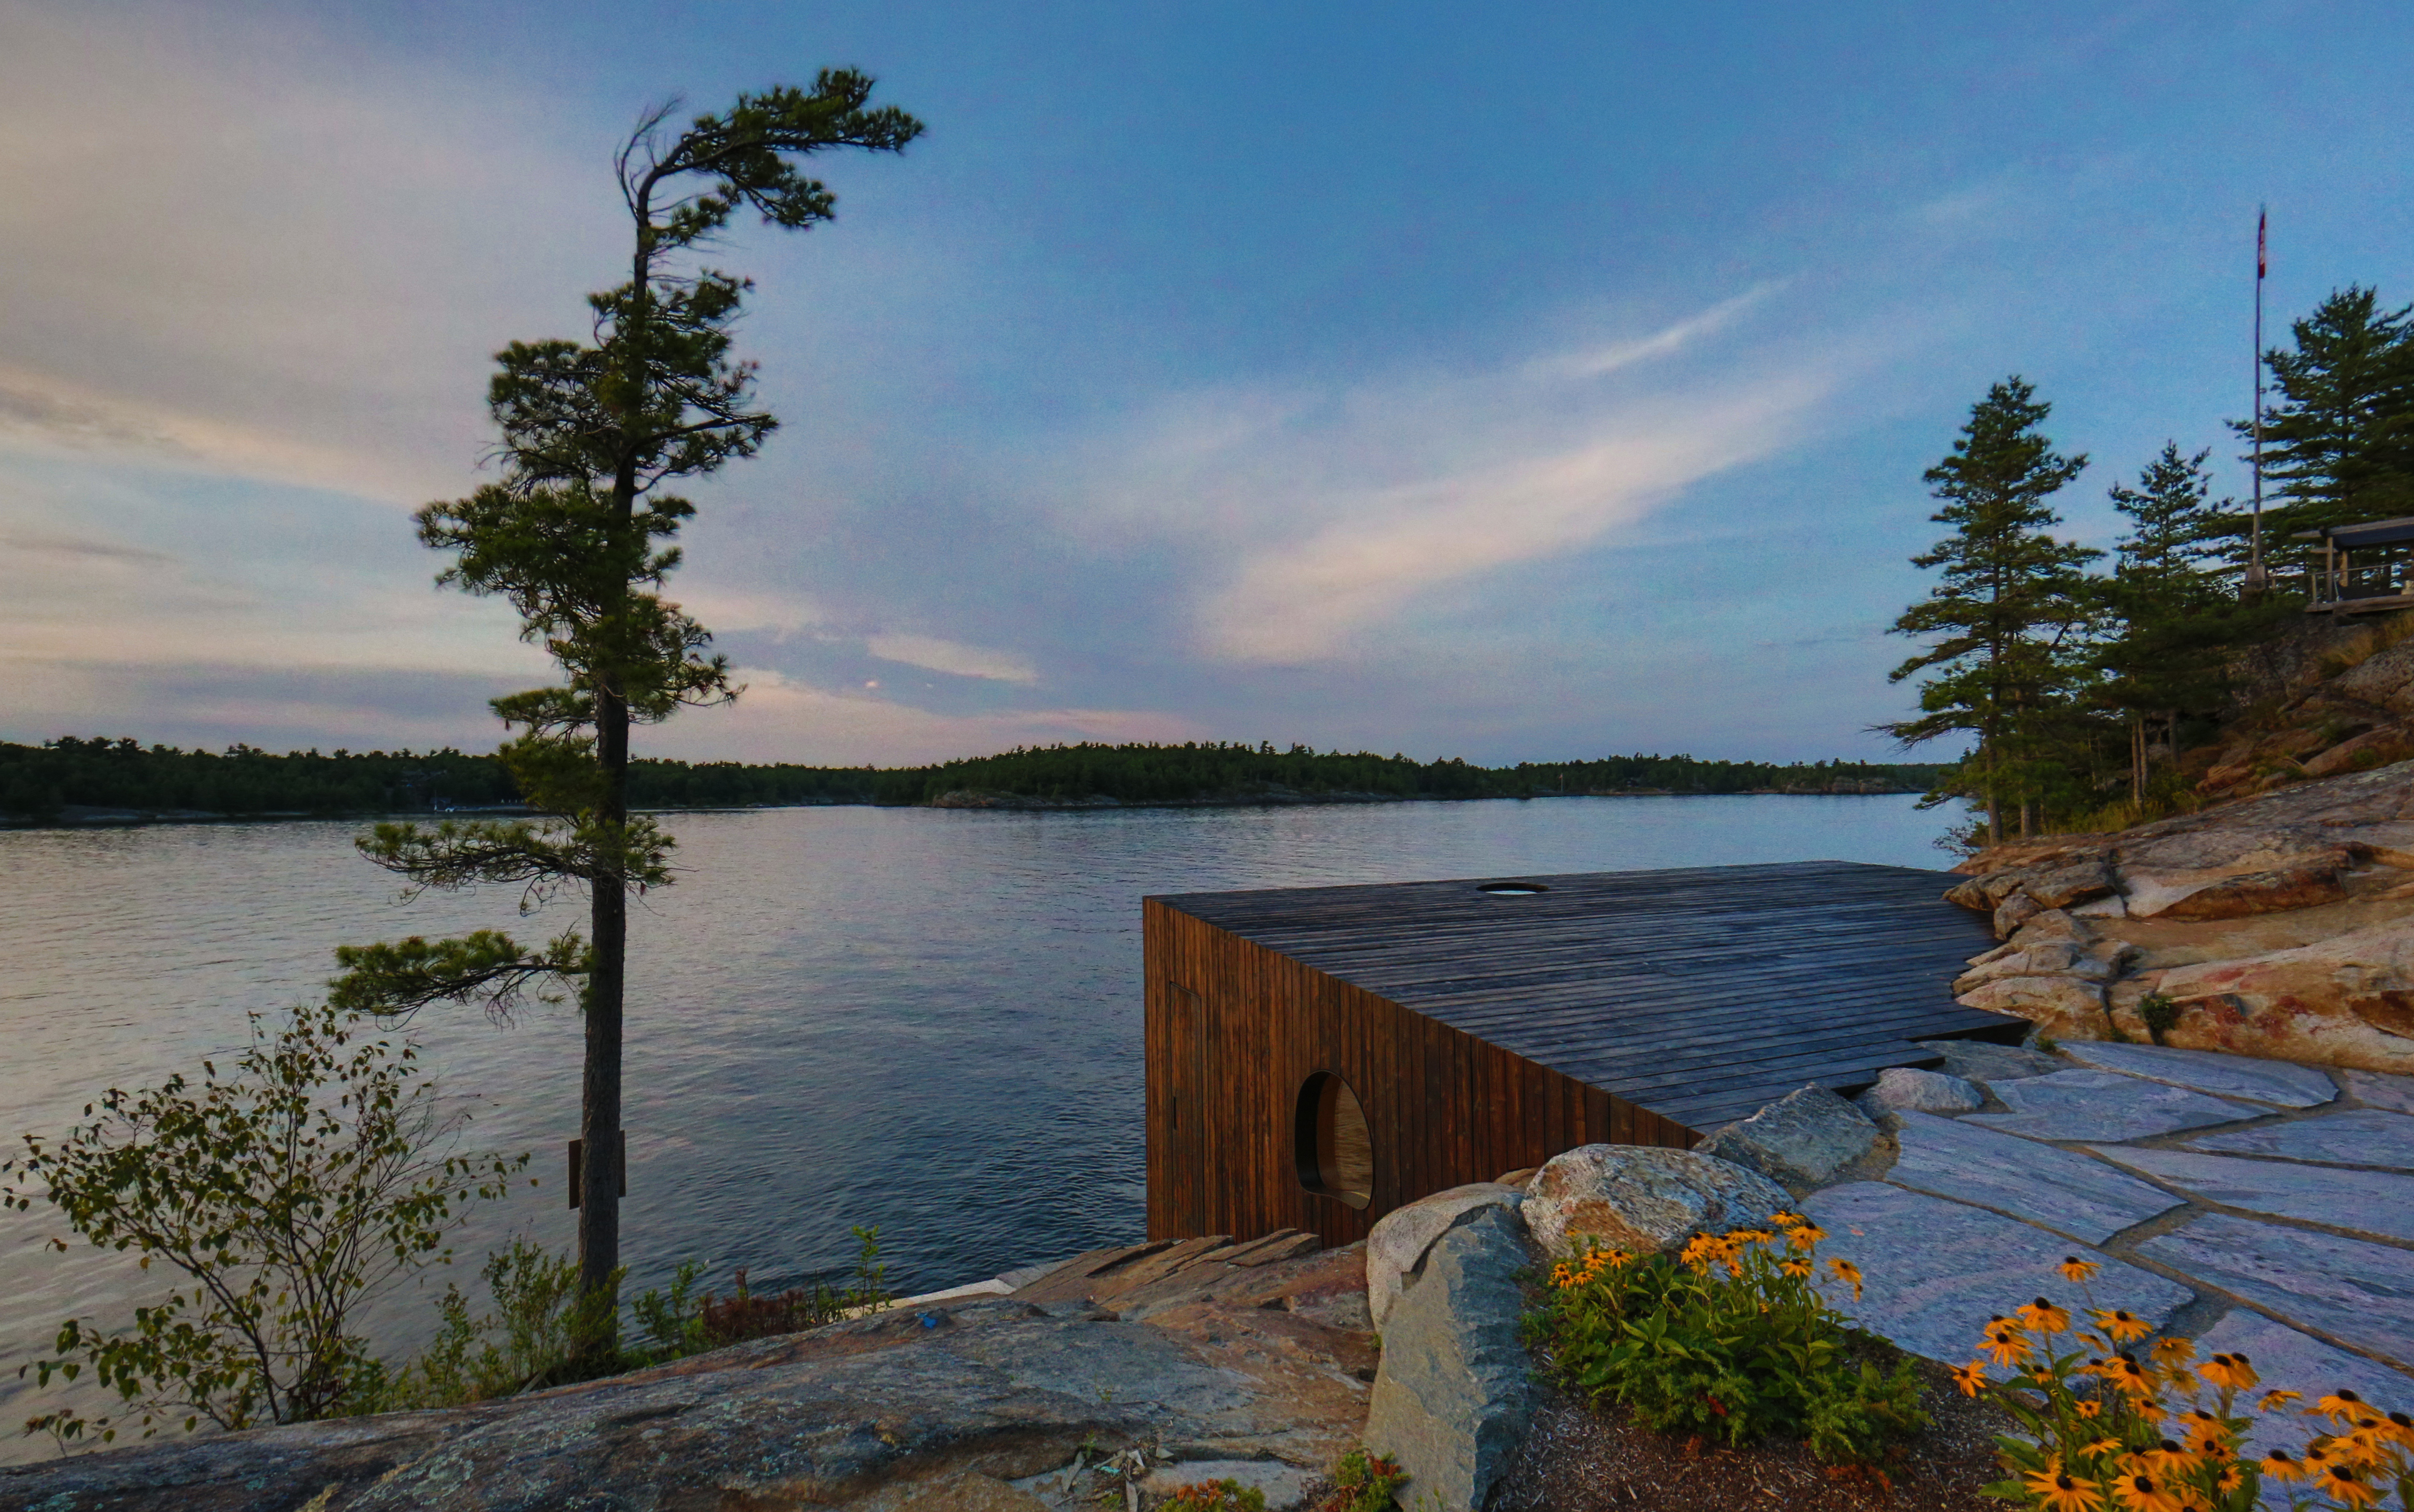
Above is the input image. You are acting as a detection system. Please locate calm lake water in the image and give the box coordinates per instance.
[0,795,1950,1455]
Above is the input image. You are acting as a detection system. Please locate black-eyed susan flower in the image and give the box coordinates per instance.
[2090,1308,2153,1343]
[1948,1359,1987,1397]
[2073,1398,2103,1420]
[2194,1352,2256,1392]
[2059,1254,2102,1284]
[2258,1447,2309,1483]
[2258,1388,2303,1413]
[2318,1461,2381,1508]
[2017,1296,2073,1335]
[2137,1439,2196,1479]
[1826,1256,1862,1301]
[2383,1409,2414,1447]
[1778,1257,1811,1279]
[2022,1460,2105,1512]
[1787,1222,1826,1252]
[2080,1436,2125,1460]
[2316,1389,2370,1425]
[2105,1468,2180,1512]
[1982,1319,2035,1367]
[1769,1210,1803,1228]
[2149,1337,2195,1369]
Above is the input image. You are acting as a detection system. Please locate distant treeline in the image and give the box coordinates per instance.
[0,737,1952,822]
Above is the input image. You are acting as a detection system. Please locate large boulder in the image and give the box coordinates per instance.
[1694,1084,1880,1192]
[1364,1182,1523,1329]
[1856,1067,1984,1125]
[2148,850,2351,921]
[2150,920,2414,1074]
[1523,1145,1790,1259]
[1363,1205,1534,1512]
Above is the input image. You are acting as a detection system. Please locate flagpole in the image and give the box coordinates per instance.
[2248,204,2268,595]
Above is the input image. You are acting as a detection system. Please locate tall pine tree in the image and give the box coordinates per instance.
[2094,444,2240,799]
[329,78,924,1315]
[1886,377,2097,845]
[2237,286,2414,544]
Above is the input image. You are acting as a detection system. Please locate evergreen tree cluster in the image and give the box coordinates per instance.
[1886,284,2414,845]
[0,735,1946,820]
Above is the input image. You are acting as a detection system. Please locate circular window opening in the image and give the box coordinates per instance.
[1295,1072,1373,1210]
[1478,881,1549,895]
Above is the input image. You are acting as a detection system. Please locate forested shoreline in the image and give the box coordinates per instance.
[0,736,1950,824]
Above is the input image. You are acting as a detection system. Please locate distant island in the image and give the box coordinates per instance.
[0,736,1953,825]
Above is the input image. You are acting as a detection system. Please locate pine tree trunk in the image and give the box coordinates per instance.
[580,680,627,1304]
[2132,716,2144,805]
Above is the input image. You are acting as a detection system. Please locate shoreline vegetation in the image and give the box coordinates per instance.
[0,736,1952,828]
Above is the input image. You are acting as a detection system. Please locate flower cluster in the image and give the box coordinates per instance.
[1530,1213,1924,1465]
[1966,1255,2411,1511]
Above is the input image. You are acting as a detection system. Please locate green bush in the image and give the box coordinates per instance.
[385,1241,620,1407]
[1527,1220,1927,1466]
[1311,1449,1409,1512]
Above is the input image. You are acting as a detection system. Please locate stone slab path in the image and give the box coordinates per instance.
[1801,1041,2414,1421]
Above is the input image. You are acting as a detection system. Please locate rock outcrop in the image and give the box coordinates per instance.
[1692,1084,1879,1193]
[0,1237,1376,1512]
[1363,1182,1524,1330]
[1941,759,2414,1074]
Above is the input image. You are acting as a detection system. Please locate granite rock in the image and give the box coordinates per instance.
[1522,1145,1791,1259]
[1856,1067,1985,1123]
[1365,1182,1525,1329]
[1363,1206,1535,1512]
[1913,1039,2066,1085]
[2347,1068,2414,1113]
[2188,1312,2414,1458]
[2149,920,2414,1074]
[1694,1084,1879,1193]
[1952,975,2115,1042]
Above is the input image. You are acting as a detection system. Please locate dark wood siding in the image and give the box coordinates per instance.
[1145,897,1691,1245]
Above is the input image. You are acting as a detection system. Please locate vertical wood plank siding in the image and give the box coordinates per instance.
[1145,898,1693,1246]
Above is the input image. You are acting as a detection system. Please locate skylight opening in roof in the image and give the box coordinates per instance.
[1477,882,1549,895]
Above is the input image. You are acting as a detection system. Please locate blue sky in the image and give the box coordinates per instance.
[3,0,2408,765]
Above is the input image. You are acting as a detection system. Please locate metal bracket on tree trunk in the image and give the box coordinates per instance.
[567,1131,628,1210]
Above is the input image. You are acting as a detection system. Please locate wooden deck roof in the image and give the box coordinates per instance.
[1154,860,2021,1133]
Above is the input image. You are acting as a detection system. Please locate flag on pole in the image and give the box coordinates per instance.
[2258,207,2267,279]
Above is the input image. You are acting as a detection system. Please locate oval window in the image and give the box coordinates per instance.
[1295,1072,1373,1210]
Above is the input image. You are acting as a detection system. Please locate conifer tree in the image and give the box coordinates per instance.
[328,77,924,1309]
[2094,444,2239,799]
[2237,286,2414,542]
[1885,377,2096,845]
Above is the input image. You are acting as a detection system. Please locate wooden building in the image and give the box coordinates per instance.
[1143,860,2018,1247]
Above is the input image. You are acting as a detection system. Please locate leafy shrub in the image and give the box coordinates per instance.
[385,1240,619,1407]
[1528,1216,1927,1466]
[1310,1448,1409,1512]
[1963,1257,2411,1510]
[1158,1480,1267,1512]
[1,1004,526,1444]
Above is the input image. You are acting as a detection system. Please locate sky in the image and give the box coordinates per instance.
[3,1,2409,767]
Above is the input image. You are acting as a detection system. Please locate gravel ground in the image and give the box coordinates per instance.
[1491,1358,2019,1512]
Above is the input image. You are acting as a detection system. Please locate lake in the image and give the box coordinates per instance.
[0,794,1951,1453]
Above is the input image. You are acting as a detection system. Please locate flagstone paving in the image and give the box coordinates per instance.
[1884,1109,2183,1243]
[1786,1038,2414,1413]
[1958,1067,2261,1141]
[2088,1145,2414,1242]
[2056,1040,2339,1108]
[2184,1106,2414,1170]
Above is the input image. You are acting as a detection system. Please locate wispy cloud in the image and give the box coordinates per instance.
[865,634,1040,684]
[1061,292,1840,665]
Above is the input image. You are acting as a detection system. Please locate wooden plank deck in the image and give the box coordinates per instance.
[1154,860,2018,1134]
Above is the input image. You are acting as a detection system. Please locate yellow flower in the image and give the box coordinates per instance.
[2103,1355,2155,1400]
[1779,1257,1811,1279]
[2149,1337,2195,1369]
[2060,1254,2103,1284]
[1788,1223,1827,1252]
[2017,1296,2074,1335]
[2138,1439,2196,1480]
[2318,1461,2382,1508]
[2257,1389,2303,1413]
[2383,1409,2414,1448]
[2106,1469,2181,1512]
[2073,1399,2104,1420]
[2173,1408,2228,1454]
[1982,1320,2036,1367]
[1726,1227,1775,1247]
[2194,1352,2257,1392]
[2091,1309,2153,1343]
[2207,1459,2243,1495]
[2023,1460,2107,1512]
[2315,1389,2372,1426]
[2080,1437,2126,1460]
[1948,1360,1988,1397]
[2257,1448,2309,1484]
[1603,1249,1633,1270]
[1826,1257,1862,1302]
[1769,1210,1804,1228]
